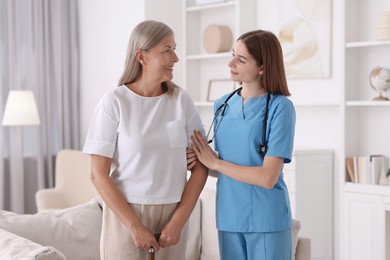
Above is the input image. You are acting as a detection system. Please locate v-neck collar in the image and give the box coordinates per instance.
[238,94,269,120]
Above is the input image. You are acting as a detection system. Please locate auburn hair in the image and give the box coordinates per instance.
[238,30,290,96]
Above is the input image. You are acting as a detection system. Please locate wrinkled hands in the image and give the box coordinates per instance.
[159,219,182,248]
[130,223,160,252]
[191,130,218,170]
[130,221,181,252]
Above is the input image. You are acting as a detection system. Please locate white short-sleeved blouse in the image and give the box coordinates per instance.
[83,85,204,205]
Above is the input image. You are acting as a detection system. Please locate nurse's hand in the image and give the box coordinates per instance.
[191,130,218,170]
[186,147,197,170]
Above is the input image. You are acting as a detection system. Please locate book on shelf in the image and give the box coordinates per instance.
[345,157,355,182]
[345,156,360,183]
[370,155,385,185]
[345,155,388,185]
[358,156,368,184]
[376,155,389,185]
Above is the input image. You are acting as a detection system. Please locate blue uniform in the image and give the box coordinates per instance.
[213,91,296,259]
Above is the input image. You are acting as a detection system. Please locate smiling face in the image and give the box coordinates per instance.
[228,40,262,85]
[141,35,179,83]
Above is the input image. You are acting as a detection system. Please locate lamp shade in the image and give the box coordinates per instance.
[2,90,41,126]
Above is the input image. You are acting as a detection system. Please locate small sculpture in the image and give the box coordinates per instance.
[369,66,390,101]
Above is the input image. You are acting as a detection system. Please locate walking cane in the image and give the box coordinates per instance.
[148,233,161,260]
[148,247,155,260]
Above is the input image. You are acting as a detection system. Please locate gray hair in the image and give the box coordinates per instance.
[118,20,177,95]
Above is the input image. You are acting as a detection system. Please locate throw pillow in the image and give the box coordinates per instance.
[292,218,301,259]
[185,199,201,260]
[199,187,220,260]
[0,228,66,260]
[0,198,102,260]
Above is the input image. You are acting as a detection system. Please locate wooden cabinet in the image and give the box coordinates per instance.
[284,149,333,260]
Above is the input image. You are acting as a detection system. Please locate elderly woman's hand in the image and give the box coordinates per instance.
[186,147,197,170]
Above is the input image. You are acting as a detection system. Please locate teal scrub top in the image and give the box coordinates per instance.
[213,91,296,233]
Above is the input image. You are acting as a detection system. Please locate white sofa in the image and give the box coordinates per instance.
[0,185,310,260]
[29,149,310,259]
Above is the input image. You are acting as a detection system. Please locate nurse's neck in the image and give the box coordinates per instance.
[240,85,267,104]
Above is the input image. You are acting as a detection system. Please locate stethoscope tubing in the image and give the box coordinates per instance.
[207,87,270,156]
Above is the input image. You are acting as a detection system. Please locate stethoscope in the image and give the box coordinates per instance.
[206,87,271,156]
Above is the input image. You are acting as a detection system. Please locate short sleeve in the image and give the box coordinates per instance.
[183,91,205,146]
[83,94,119,158]
[265,97,296,163]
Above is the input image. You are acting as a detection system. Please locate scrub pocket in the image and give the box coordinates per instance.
[166,119,187,148]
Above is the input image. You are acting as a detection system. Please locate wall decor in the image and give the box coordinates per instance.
[369,66,390,101]
[278,0,332,79]
[203,24,233,53]
[207,79,235,102]
[376,11,390,40]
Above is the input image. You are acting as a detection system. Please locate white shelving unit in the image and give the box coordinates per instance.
[342,0,390,178]
[182,0,256,113]
[340,1,390,259]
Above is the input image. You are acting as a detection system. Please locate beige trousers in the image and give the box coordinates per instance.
[100,202,188,260]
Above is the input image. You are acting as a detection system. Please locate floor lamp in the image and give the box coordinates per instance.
[2,90,40,213]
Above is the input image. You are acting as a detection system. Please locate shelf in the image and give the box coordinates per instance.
[345,101,390,107]
[186,1,235,12]
[183,0,256,104]
[196,101,340,108]
[343,182,390,196]
[341,1,390,259]
[346,40,390,48]
[294,102,339,107]
[186,52,231,60]
[194,102,214,107]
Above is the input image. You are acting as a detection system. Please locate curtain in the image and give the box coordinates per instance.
[0,0,80,213]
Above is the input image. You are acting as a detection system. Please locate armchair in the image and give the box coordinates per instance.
[35,149,98,212]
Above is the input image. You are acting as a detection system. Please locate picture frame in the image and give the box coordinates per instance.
[207,79,235,102]
[278,0,332,79]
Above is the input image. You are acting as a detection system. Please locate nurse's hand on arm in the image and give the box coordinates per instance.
[187,144,218,177]
[90,154,160,252]
[191,130,284,189]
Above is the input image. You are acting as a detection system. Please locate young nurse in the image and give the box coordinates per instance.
[83,20,207,260]
[190,30,296,260]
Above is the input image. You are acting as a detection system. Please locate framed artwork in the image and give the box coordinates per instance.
[278,0,332,79]
[207,79,235,102]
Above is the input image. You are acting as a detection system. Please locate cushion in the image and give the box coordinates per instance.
[200,187,219,260]
[185,199,201,260]
[0,229,66,260]
[0,198,102,260]
[292,218,301,259]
